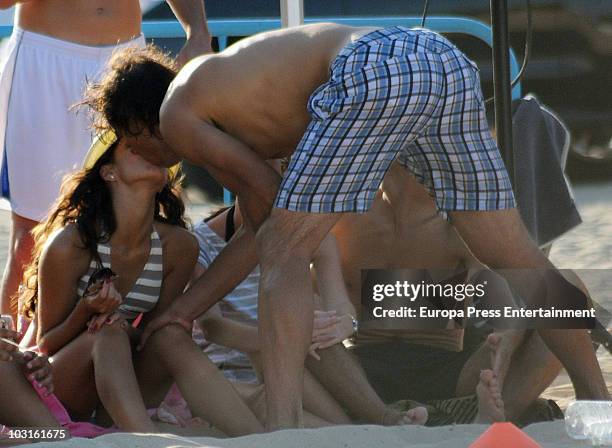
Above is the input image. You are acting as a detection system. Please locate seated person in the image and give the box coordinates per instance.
[1,326,59,445]
[16,47,263,437]
[189,194,427,427]
[332,162,566,423]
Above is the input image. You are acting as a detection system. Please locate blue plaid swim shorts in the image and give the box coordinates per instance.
[274,26,516,213]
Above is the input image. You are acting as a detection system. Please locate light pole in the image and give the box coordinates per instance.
[280,0,304,28]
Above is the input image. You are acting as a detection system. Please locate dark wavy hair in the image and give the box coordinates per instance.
[19,141,188,320]
[79,44,178,138]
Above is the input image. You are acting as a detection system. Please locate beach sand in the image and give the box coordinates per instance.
[15,421,597,448]
[1,181,610,447]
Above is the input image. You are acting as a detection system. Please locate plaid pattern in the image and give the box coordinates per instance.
[275,27,516,213]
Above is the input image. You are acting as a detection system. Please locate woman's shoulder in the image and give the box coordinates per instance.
[40,224,91,268]
[155,222,198,259]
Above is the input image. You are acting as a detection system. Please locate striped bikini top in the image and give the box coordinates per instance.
[76,227,164,321]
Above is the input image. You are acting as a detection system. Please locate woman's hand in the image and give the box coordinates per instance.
[82,279,122,315]
[0,328,20,361]
[87,310,124,333]
[21,351,54,396]
[308,310,355,360]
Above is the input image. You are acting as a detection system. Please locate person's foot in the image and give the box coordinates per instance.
[474,369,505,424]
[487,331,523,390]
[382,407,428,426]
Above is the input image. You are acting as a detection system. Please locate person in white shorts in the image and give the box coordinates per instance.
[0,0,212,319]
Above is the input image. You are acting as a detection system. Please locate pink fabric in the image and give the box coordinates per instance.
[30,376,117,438]
[155,384,207,428]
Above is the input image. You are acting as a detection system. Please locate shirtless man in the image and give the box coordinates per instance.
[0,0,211,321]
[136,23,609,429]
[332,162,565,422]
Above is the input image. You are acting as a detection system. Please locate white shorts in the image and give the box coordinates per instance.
[0,27,145,221]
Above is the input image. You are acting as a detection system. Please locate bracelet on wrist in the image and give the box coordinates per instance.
[348,314,359,338]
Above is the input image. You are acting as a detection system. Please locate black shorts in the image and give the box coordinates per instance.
[351,339,481,403]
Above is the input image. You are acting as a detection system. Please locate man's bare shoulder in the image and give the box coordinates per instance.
[163,53,225,112]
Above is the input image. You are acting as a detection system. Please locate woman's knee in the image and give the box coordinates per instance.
[91,321,131,352]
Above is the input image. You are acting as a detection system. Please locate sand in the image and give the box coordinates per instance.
[1,181,610,447]
[17,422,595,448]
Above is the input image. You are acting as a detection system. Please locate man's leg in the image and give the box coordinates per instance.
[450,208,609,400]
[256,208,340,430]
[0,213,37,318]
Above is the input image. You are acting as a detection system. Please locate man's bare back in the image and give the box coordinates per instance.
[16,0,141,45]
[166,23,378,160]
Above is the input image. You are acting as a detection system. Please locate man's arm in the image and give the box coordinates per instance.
[160,101,282,229]
[138,224,259,348]
[166,0,212,64]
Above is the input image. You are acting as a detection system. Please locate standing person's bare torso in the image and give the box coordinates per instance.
[170,23,379,160]
[16,0,141,45]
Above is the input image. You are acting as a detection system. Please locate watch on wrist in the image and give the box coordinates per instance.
[349,314,359,337]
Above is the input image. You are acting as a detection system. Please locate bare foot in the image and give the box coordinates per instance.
[382,407,428,426]
[487,331,523,389]
[475,369,505,424]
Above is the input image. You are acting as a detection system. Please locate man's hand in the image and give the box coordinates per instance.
[166,0,213,67]
[137,306,192,351]
[176,33,213,68]
[21,351,54,396]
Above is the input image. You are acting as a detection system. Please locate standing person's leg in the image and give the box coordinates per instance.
[450,208,609,400]
[0,214,37,318]
[256,209,340,430]
[249,351,352,424]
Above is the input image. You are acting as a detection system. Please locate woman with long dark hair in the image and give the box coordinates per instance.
[17,46,263,436]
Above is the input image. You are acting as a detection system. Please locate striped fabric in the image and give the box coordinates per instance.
[275,26,515,214]
[193,221,258,324]
[192,220,259,383]
[77,228,163,320]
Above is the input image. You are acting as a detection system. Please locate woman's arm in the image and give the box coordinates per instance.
[36,228,98,355]
[198,303,260,353]
[310,234,357,350]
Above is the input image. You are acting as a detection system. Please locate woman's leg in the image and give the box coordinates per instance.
[233,383,335,428]
[136,324,264,436]
[249,351,351,425]
[51,323,156,432]
[0,360,59,428]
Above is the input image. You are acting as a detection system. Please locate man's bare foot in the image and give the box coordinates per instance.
[474,369,505,424]
[487,331,523,389]
[382,407,428,426]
